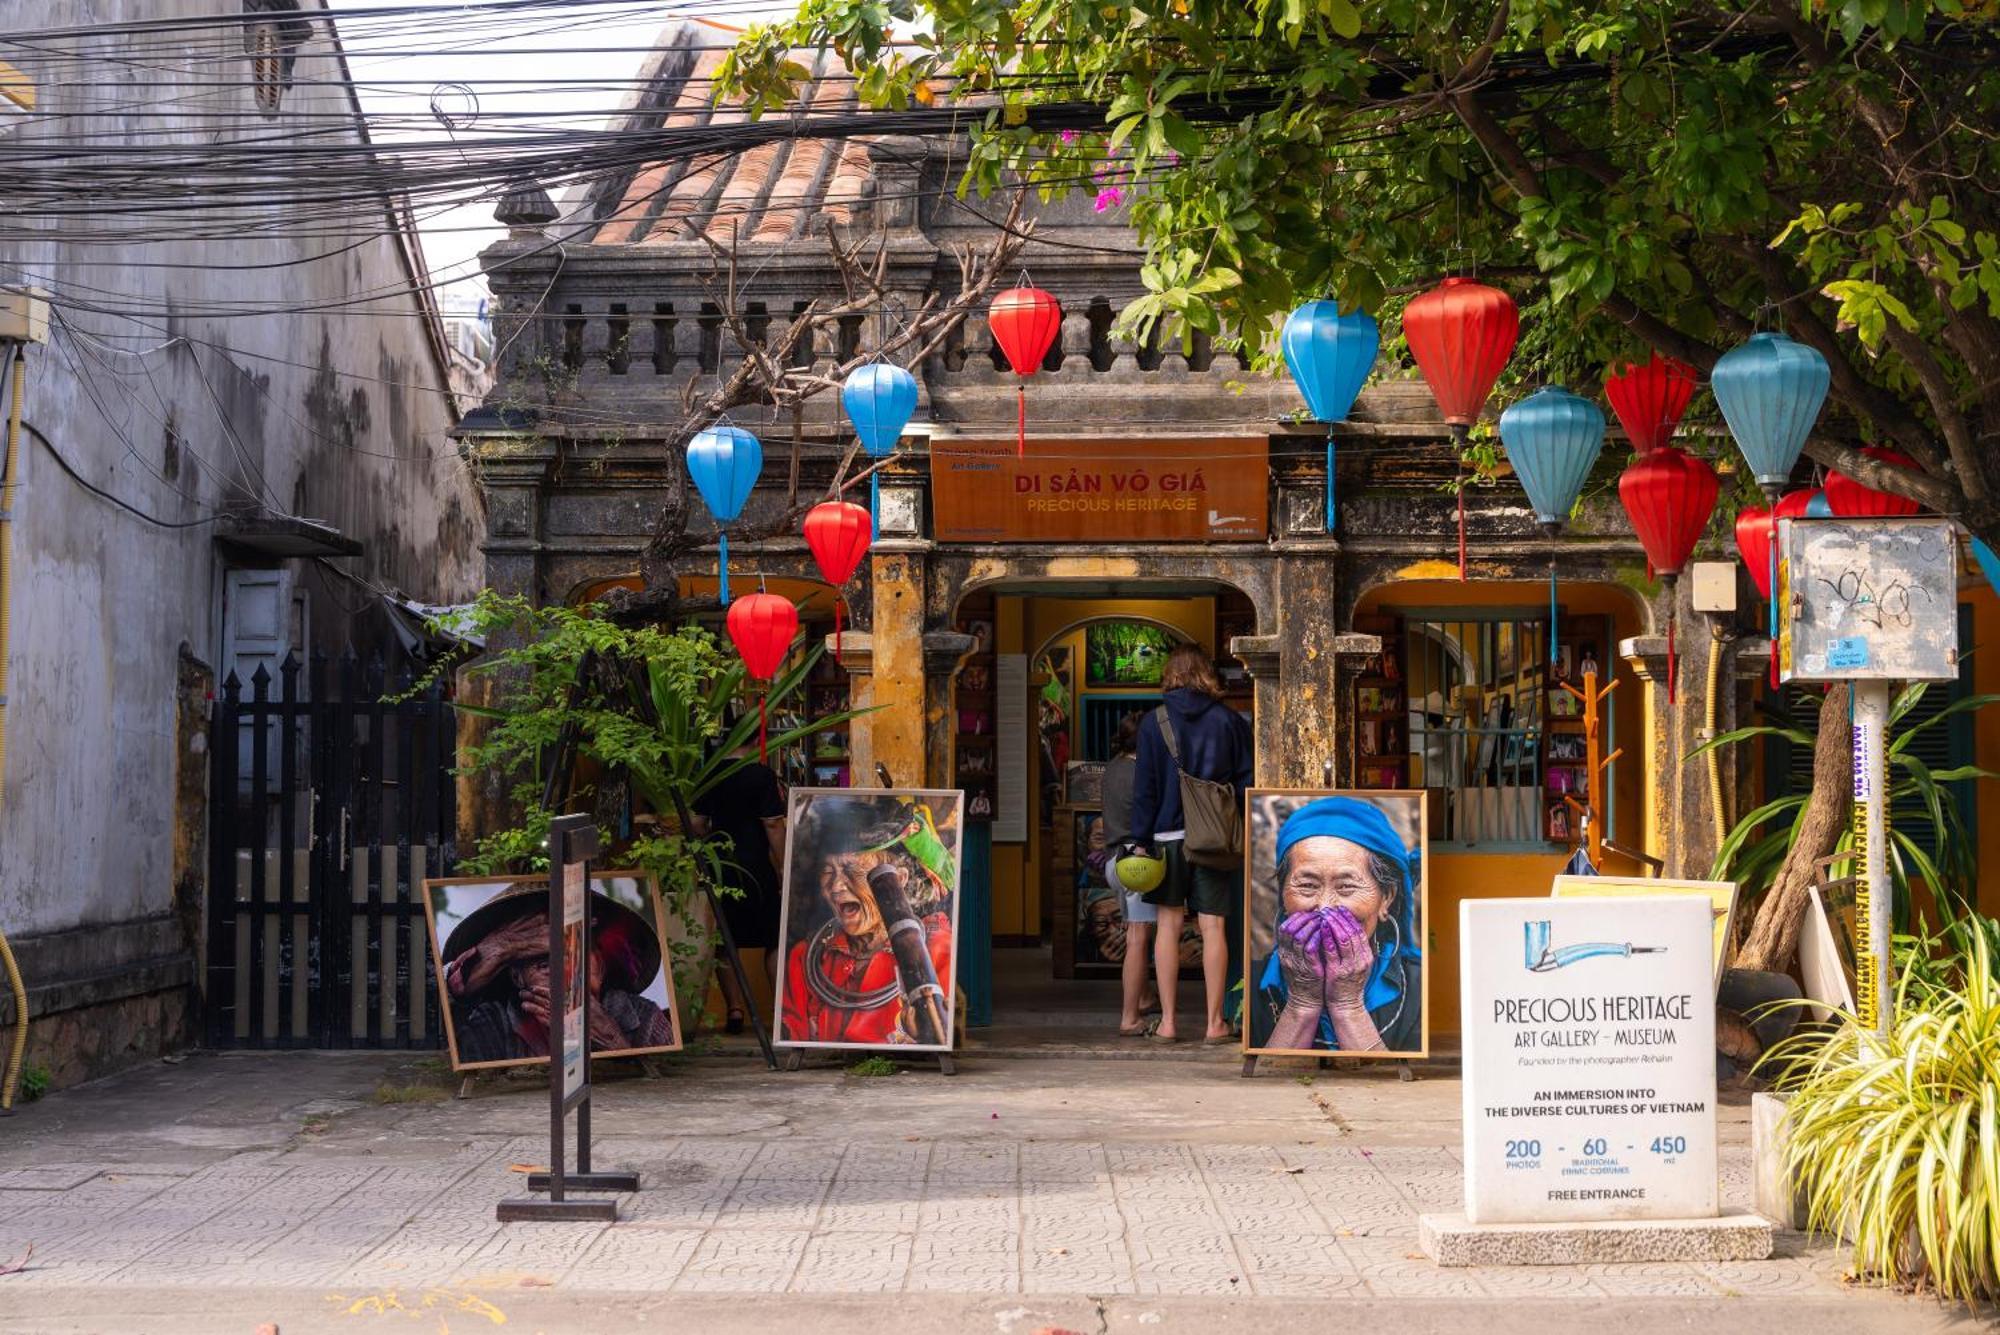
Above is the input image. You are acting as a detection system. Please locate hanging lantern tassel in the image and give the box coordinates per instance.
[1547,536,1560,664]
[718,530,731,606]
[1016,383,1027,459]
[1665,580,1679,707]
[758,692,769,765]
[1326,431,1337,533]
[1768,514,1780,690]
[870,472,881,541]
[1454,427,1470,581]
[833,595,844,664]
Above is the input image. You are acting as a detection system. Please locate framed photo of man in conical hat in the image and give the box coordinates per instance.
[422,871,682,1072]
[774,789,964,1051]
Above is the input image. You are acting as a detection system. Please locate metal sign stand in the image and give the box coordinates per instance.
[497,815,640,1222]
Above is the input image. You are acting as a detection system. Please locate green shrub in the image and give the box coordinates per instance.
[1764,923,2000,1300]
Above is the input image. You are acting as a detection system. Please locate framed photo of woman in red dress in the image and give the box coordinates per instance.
[774,789,964,1051]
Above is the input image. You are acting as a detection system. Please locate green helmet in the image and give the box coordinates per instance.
[1112,851,1165,895]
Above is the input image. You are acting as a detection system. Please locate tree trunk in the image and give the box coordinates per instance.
[1734,683,1851,973]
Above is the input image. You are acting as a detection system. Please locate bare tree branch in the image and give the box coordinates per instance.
[641,195,1031,565]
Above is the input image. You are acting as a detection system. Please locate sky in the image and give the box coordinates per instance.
[333,1,797,311]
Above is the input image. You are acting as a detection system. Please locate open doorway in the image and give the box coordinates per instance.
[948,582,1258,1044]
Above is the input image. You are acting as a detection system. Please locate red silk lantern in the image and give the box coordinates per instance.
[1736,504,1775,600]
[1825,447,1922,518]
[988,285,1062,457]
[1403,277,1518,578]
[803,500,871,663]
[1604,353,1698,455]
[1619,448,1719,704]
[726,592,799,762]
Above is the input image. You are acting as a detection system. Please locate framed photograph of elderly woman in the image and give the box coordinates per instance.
[774,789,964,1051]
[1241,789,1429,1058]
[422,872,682,1073]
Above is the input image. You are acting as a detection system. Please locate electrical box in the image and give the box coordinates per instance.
[1689,561,1738,615]
[0,287,48,344]
[1777,517,1958,683]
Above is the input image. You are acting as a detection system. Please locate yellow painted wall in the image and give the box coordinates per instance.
[990,596,1029,936]
[1355,578,1651,1037]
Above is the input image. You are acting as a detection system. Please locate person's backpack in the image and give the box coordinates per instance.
[1154,705,1243,869]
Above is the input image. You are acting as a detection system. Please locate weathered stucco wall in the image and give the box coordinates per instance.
[0,2,482,958]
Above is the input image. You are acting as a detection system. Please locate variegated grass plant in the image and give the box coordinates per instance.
[1762,923,2000,1302]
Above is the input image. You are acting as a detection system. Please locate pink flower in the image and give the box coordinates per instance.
[1094,186,1125,212]
[1059,129,1079,145]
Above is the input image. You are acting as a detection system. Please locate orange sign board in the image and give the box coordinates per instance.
[929,437,1268,543]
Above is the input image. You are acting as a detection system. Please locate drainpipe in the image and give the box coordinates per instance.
[0,343,25,1109]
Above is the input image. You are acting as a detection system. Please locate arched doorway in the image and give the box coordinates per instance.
[938,575,1263,1039]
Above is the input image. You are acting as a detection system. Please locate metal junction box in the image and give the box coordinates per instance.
[1777,517,1958,683]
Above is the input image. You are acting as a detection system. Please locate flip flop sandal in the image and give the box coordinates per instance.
[1146,1029,1181,1044]
[1117,1019,1157,1039]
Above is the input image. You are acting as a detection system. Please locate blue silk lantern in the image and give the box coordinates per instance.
[686,423,762,604]
[842,362,919,539]
[1710,332,1830,499]
[1281,301,1379,533]
[1807,490,1833,518]
[1498,386,1606,661]
[1975,537,2000,600]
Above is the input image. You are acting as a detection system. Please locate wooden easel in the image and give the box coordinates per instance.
[1560,668,1622,866]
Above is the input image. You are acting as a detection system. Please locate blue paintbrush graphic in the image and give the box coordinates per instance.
[1523,920,1666,972]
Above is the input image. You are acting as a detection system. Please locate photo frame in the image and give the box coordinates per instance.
[1242,789,1430,1058]
[774,789,965,1051]
[1084,621,1180,686]
[1065,761,1106,805]
[422,871,682,1073]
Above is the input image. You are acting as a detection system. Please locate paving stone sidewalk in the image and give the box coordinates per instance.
[0,1125,1838,1299]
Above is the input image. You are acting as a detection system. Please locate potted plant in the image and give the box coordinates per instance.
[438,591,871,1025]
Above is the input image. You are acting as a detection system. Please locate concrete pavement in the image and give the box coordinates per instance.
[0,1048,1969,1333]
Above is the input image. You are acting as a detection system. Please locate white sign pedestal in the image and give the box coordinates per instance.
[1421,896,1772,1266]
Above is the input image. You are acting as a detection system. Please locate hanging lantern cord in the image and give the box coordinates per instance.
[834,593,844,665]
[1016,383,1027,459]
[758,690,769,765]
[1452,425,1470,580]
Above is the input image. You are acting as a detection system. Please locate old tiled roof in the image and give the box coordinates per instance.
[586,21,875,246]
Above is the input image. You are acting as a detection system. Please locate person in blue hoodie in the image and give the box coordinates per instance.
[1130,643,1254,1043]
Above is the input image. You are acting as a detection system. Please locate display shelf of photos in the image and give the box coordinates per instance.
[1542,614,1609,843]
[1352,612,1408,790]
[800,634,850,789]
[955,594,998,822]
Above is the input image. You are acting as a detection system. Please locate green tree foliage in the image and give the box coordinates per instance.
[723,2,2000,537]
[439,592,869,1003]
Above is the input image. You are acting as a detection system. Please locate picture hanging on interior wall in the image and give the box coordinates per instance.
[1084,621,1180,686]
[774,789,964,1051]
[1240,789,1429,1058]
[422,872,681,1072]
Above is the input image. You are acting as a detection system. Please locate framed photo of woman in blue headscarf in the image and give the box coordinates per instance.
[1242,790,1428,1057]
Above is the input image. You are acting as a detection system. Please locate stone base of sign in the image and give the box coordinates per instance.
[1417,1211,1774,1267]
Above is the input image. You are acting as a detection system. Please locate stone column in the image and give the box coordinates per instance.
[1268,552,1346,786]
[922,631,977,792]
[825,631,877,784]
[863,548,930,789]
[460,445,551,840]
[1230,636,1282,787]
[1620,630,1717,879]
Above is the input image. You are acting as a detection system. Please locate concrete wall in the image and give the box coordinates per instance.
[0,1,482,1073]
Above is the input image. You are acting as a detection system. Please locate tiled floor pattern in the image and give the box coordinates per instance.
[0,1139,1843,1297]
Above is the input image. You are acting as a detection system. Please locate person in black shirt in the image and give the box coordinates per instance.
[691,737,787,1033]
